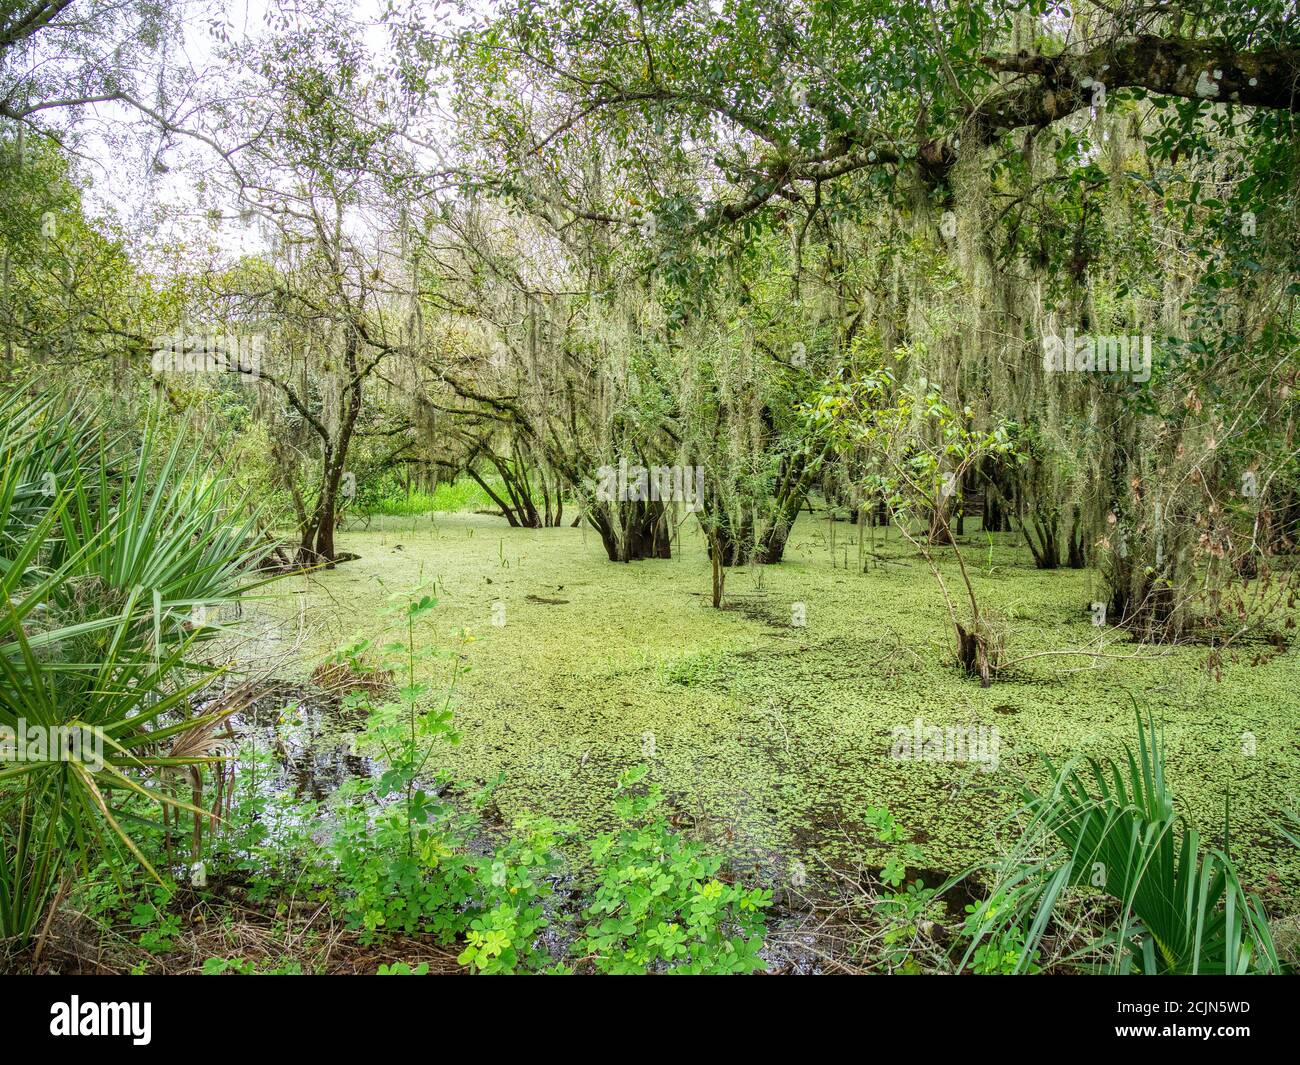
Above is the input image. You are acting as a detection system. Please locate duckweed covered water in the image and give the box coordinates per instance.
[237,510,1300,911]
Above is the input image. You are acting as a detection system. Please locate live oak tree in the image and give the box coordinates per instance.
[417,0,1300,646]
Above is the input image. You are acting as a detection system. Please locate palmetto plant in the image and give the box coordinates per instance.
[963,709,1279,974]
[0,387,269,946]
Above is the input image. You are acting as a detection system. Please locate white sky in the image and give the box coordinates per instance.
[67,0,406,271]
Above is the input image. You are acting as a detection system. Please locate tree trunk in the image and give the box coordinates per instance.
[710,532,725,608]
[295,329,364,568]
[954,621,991,688]
[1020,507,1061,569]
[1066,504,1087,569]
[589,500,672,561]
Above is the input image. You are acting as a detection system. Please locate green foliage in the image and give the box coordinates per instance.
[965,709,1279,974]
[961,894,1039,975]
[0,136,155,371]
[457,817,566,974]
[872,878,943,974]
[966,924,1036,976]
[130,884,182,954]
[333,795,474,940]
[578,766,770,975]
[207,745,328,903]
[360,477,497,517]
[296,640,775,975]
[864,805,922,888]
[330,592,476,941]
[0,388,269,944]
[811,370,1016,521]
[202,956,305,975]
[375,961,428,975]
[329,593,566,973]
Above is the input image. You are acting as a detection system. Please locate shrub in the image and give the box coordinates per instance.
[0,390,270,944]
[577,765,770,974]
[963,709,1278,974]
